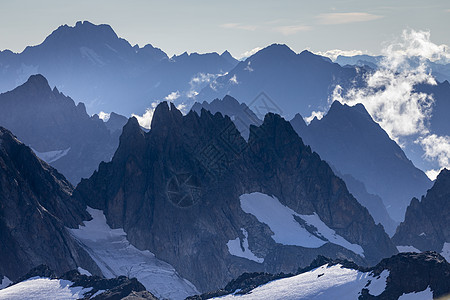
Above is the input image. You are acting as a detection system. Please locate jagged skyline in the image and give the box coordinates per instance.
[1,0,449,58]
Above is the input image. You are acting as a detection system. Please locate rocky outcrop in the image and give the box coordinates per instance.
[191,252,450,299]
[0,74,123,184]
[74,102,397,292]
[10,265,158,300]
[392,169,450,253]
[0,127,99,280]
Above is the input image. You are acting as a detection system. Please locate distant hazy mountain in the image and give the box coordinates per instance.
[195,44,365,120]
[0,74,125,184]
[194,97,405,234]
[393,168,450,260]
[0,21,238,116]
[191,95,261,139]
[291,101,432,223]
[335,54,450,83]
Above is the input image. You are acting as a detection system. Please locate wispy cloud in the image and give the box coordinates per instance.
[317,12,383,25]
[164,91,180,101]
[239,47,263,60]
[314,49,369,61]
[273,25,311,36]
[331,29,450,179]
[220,23,258,31]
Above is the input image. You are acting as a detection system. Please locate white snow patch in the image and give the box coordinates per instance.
[0,277,92,300]
[240,193,364,256]
[213,264,388,300]
[366,270,389,296]
[69,207,199,300]
[32,147,70,163]
[398,286,433,300]
[0,276,12,290]
[441,242,450,262]
[227,228,264,263]
[299,213,365,256]
[77,267,92,276]
[397,245,421,253]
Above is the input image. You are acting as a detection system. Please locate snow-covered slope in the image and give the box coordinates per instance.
[214,264,390,300]
[0,277,92,300]
[69,207,199,300]
[240,193,364,256]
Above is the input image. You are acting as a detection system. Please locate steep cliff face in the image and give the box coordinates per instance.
[74,102,397,292]
[0,127,99,280]
[393,169,450,254]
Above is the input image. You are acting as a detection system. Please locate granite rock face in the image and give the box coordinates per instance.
[393,169,450,253]
[74,102,397,292]
[10,265,158,300]
[0,74,123,184]
[0,127,99,280]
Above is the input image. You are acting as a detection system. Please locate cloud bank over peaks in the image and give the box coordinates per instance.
[330,29,450,179]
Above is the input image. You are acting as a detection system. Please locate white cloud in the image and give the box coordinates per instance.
[273,25,311,36]
[229,74,238,84]
[244,61,254,72]
[332,29,450,174]
[239,47,262,60]
[97,111,110,121]
[188,72,225,99]
[417,134,450,174]
[317,12,383,25]
[131,102,158,129]
[314,49,369,61]
[220,23,258,31]
[164,91,180,101]
[304,110,325,124]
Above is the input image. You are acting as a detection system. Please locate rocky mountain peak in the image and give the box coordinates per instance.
[393,168,450,253]
[150,101,183,133]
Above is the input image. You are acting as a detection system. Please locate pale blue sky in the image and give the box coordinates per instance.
[0,0,449,58]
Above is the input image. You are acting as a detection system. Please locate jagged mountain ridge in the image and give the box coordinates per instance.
[0,74,125,184]
[291,101,432,223]
[393,168,450,256]
[0,20,238,116]
[191,252,450,300]
[0,126,99,281]
[196,44,366,120]
[73,101,397,292]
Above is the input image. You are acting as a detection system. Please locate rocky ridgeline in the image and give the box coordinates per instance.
[393,168,450,253]
[74,101,397,292]
[188,251,450,299]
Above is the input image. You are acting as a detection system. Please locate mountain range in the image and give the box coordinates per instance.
[335,54,450,83]
[193,96,432,234]
[0,21,238,116]
[0,20,449,300]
